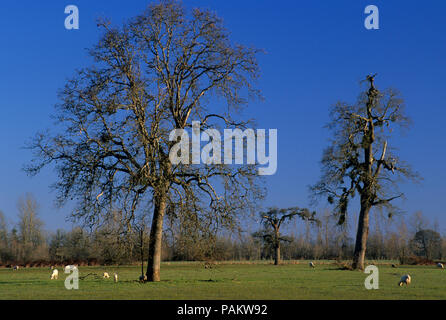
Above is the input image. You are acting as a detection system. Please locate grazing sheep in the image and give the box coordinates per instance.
[114,273,118,283]
[50,269,59,280]
[13,265,19,271]
[437,263,444,269]
[139,274,147,282]
[103,272,110,279]
[309,262,315,268]
[391,264,397,268]
[398,274,411,287]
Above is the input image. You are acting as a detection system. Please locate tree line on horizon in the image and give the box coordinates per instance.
[0,194,444,266]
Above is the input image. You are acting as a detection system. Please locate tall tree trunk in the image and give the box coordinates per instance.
[140,229,144,279]
[353,87,374,271]
[146,193,167,282]
[274,226,281,265]
[274,243,280,265]
[352,198,371,270]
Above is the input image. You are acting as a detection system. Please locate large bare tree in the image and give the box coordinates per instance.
[26,0,263,281]
[311,75,419,270]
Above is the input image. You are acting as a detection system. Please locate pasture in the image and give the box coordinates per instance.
[0,261,445,299]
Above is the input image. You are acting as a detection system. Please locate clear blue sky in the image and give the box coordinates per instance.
[0,0,445,232]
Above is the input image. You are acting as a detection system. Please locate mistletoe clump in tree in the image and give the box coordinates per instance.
[311,75,420,270]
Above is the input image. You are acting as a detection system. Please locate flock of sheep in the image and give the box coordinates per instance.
[11,264,146,283]
[10,261,444,287]
[307,261,444,287]
[48,265,118,282]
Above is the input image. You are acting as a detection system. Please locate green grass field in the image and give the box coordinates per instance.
[1,261,445,299]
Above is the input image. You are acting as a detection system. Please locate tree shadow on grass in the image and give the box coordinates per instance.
[0,280,38,285]
[198,279,221,282]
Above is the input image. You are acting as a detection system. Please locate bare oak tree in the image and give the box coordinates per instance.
[17,194,45,262]
[26,0,263,281]
[311,75,419,270]
[254,207,318,265]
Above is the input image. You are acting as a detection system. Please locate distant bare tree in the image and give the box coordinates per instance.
[409,211,430,234]
[311,75,420,270]
[254,207,318,265]
[26,0,262,281]
[411,229,442,260]
[0,211,10,263]
[16,194,45,262]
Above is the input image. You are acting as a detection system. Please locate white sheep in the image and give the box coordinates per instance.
[437,263,444,269]
[398,274,411,286]
[114,273,118,283]
[309,261,315,268]
[13,265,19,271]
[103,272,110,279]
[50,269,59,280]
